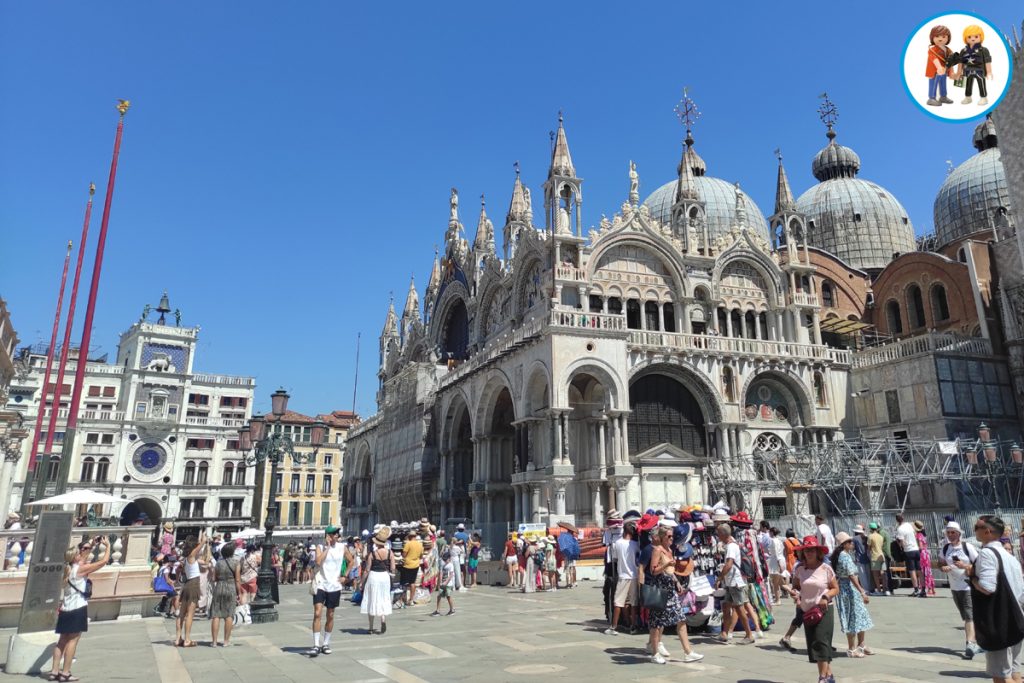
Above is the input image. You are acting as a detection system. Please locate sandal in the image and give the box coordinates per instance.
[47,673,59,682]
[846,648,865,658]
[184,641,198,648]
[175,638,184,647]
[58,675,80,682]
[858,646,874,655]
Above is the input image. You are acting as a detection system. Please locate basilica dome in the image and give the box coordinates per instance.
[933,117,1011,250]
[795,131,915,272]
[644,172,770,243]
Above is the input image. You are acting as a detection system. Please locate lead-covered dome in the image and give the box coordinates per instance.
[934,117,1012,250]
[644,149,770,242]
[795,131,915,272]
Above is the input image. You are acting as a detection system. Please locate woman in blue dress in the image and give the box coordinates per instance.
[831,532,874,658]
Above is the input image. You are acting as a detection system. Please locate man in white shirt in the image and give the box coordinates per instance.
[307,525,346,657]
[717,524,754,644]
[939,520,982,660]
[815,515,835,557]
[605,523,639,636]
[960,515,1024,682]
[895,514,922,596]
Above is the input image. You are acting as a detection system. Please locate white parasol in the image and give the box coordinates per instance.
[25,489,123,506]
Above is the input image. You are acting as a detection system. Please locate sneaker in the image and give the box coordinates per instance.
[645,642,670,657]
[320,646,332,655]
[604,628,619,636]
[927,98,941,106]
[430,611,441,617]
[446,610,455,616]
[305,647,320,657]
[742,636,756,645]
[779,637,794,651]
[979,97,989,105]
[650,654,667,665]
[885,591,893,596]
[381,622,387,634]
[682,652,705,663]
[754,631,765,640]
[940,96,954,103]
[962,97,973,104]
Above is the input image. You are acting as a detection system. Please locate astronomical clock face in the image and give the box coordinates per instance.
[129,443,171,482]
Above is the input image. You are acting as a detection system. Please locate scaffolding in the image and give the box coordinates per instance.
[707,437,1024,514]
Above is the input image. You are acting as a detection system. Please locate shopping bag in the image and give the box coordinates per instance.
[232,604,252,626]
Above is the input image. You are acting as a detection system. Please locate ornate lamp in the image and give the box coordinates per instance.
[311,420,327,447]
[1011,443,1023,465]
[249,414,266,442]
[965,446,978,465]
[271,389,289,416]
[978,422,991,442]
[984,441,998,463]
[238,425,251,451]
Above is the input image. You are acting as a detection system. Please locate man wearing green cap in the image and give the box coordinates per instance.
[307,525,345,657]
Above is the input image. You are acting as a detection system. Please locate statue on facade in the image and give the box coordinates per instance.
[174,309,182,327]
[628,160,639,205]
[449,187,459,223]
[140,304,150,322]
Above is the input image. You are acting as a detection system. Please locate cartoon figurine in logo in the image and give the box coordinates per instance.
[925,25,954,106]
[951,24,993,106]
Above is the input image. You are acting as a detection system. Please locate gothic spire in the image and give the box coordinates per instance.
[474,193,495,254]
[773,148,795,215]
[427,246,441,294]
[382,295,398,337]
[548,112,575,179]
[507,162,529,223]
[402,275,419,320]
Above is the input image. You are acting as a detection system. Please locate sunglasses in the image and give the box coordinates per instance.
[79,545,92,552]
[974,525,990,531]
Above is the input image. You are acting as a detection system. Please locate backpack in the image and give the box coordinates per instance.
[890,539,906,563]
[534,547,546,568]
[943,542,978,564]
[558,533,580,561]
[739,545,757,582]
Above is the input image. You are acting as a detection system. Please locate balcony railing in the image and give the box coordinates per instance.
[852,332,994,369]
[436,315,545,391]
[184,416,246,428]
[191,373,255,387]
[789,292,819,307]
[627,330,852,365]
[548,309,626,331]
[43,408,125,422]
[555,264,585,281]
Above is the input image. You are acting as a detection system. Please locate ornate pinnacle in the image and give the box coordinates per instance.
[514,160,520,176]
[817,92,838,140]
[117,99,131,116]
[674,87,701,140]
[89,182,96,196]
[774,148,783,162]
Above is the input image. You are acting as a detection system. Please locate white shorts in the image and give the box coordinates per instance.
[614,578,638,607]
[505,556,517,565]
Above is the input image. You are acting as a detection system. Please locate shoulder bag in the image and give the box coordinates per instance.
[639,549,672,611]
[971,548,1024,651]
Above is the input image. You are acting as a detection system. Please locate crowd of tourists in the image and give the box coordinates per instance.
[41,508,1024,682]
[599,506,1024,682]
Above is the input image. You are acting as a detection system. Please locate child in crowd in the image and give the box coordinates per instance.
[431,550,456,616]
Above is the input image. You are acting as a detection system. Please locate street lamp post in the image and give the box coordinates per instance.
[239,388,326,624]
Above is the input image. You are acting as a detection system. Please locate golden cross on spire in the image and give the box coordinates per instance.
[817,92,838,138]
[674,87,701,134]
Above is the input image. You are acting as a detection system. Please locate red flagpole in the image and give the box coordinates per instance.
[65,101,129,435]
[42,183,95,453]
[27,241,73,472]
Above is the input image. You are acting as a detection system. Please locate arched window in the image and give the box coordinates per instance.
[758,312,769,340]
[47,456,61,482]
[957,247,967,263]
[930,284,950,322]
[607,297,622,315]
[722,366,736,403]
[744,311,757,339]
[184,461,196,485]
[886,300,903,335]
[813,372,828,407]
[729,309,742,338]
[644,301,659,330]
[223,462,235,485]
[907,285,926,329]
[626,300,641,329]
[235,464,246,486]
[95,457,110,483]
[197,461,209,486]
[821,281,835,308]
[80,456,95,483]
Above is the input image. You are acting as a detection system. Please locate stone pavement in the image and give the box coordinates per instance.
[0,582,990,682]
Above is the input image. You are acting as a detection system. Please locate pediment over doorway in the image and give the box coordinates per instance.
[633,441,701,467]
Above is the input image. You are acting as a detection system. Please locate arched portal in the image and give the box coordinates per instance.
[441,299,470,361]
[120,497,163,531]
[448,407,473,520]
[484,387,516,534]
[627,373,708,457]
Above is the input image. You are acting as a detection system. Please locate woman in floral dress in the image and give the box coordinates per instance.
[831,532,874,658]
[642,523,703,665]
[914,522,935,596]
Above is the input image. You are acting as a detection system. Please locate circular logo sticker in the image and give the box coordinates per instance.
[901,11,1013,121]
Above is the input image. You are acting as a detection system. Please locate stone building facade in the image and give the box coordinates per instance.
[4,294,255,537]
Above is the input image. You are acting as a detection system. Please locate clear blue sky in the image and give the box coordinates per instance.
[1,2,1021,417]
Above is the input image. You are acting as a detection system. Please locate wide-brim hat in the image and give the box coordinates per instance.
[853,525,866,535]
[674,522,693,547]
[674,555,694,576]
[162,522,173,531]
[711,510,731,523]
[730,511,753,528]
[623,510,642,522]
[834,531,852,547]
[913,520,925,533]
[558,521,578,534]
[637,513,659,532]
[658,519,677,530]
[374,526,392,544]
[545,535,556,544]
[7,512,20,521]
[797,535,828,554]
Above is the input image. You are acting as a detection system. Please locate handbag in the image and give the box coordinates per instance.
[953,77,965,88]
[232,603,252,626]
[70,577,94,600]
[802,604,825,626]
[971,548,1024,651]
[640,581,672,611]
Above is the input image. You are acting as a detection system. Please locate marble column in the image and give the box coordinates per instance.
[590,481,603,523]
[611,414,621,464]
[530,485,541,523]
[552,414,561,467]
[639,473,648,512]
[513,485,522,522]
[607,481,618,513]
[615,484,627,513]
[561,413,570,465]
[555,482,567,516]
[598,419,608,469]
[620,414,629,463]
[811,310,822,345]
